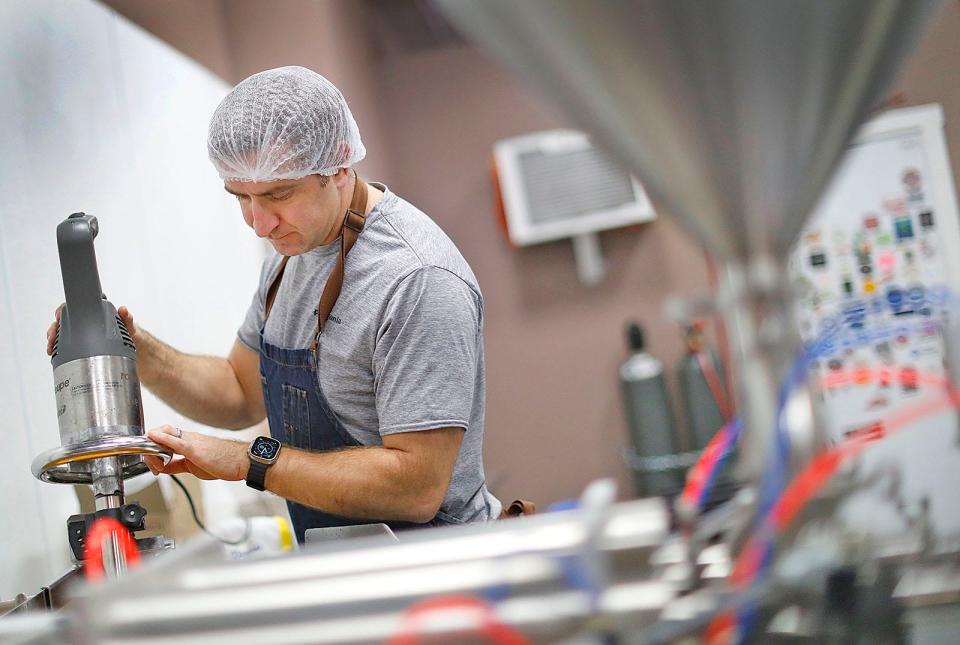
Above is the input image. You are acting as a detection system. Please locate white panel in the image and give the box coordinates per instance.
[0,0,123,596]
[106,11,262,360]
[0,238,61,599]
[792,104,960,537]
[0,0,264,598]
[104,5,268,524]
[494,129,656,246]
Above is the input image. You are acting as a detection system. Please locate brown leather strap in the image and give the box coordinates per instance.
[263,171,368,333]
[264,256,290,321]
[499,499,536,519]
[313,171,367,348]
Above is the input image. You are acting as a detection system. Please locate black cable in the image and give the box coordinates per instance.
[168,474,251,546]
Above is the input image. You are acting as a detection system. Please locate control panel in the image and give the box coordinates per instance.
[790,104,960,536]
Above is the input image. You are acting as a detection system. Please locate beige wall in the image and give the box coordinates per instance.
[893,3,960,193]
[96,0,960,506]
[101,0,393,180]
[377,45,708,503]
[100,0,233,79]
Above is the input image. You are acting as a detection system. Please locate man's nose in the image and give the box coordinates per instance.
[251,204,278,238]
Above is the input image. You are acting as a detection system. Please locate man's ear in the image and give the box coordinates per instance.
[332,142,351,177]
[332,166,351,188]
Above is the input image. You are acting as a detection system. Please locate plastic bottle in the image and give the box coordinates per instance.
[212,515,297,560]
[620,322,683,497]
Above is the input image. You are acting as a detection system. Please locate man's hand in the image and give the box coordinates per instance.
[145,425,247,482]
[46,304,138,355]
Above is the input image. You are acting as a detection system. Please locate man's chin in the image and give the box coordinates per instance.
[270,237,305,256]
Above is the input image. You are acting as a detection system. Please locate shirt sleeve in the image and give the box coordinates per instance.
[237,253,281,352]
[373,266,482,436]
[237,287,263,352]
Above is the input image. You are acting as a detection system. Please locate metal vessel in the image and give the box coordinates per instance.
[435,0,940,486]
[32,213,169,500]
[4,3,954,643]
[28,214,171,581]
[620,323,684,497]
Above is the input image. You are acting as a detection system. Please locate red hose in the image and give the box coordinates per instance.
[387,595,529,645]
[696,349,733,422]
[709,386,960,643]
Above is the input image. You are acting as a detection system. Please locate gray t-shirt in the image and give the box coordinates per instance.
[238,184,501,523]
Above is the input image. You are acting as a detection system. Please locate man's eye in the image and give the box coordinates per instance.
[271,192,293,201]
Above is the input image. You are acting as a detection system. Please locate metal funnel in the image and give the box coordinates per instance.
[435,1,939,484]
[435,0,937,261]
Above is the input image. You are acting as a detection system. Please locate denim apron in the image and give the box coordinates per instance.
[257,179,452,543]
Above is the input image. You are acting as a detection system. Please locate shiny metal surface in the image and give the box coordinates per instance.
[435,0,938,483]
[0,613,65,645]
[67,499,672,643]
[436,0,938,261]
[0,569,78,645]
[4,568,82,615]
[91,457,124,500]
[53,356,143,444]
[91,461,128,580]
[31,435,170,484]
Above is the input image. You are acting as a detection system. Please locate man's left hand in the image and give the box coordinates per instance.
[145,425,247,482]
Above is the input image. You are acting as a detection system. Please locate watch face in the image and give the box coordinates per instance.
[251,436,281,461]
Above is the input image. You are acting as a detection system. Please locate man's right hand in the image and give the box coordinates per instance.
[46,304,138,356]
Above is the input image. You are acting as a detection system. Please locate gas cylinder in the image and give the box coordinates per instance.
[677,322,729,450]
[620,322,683,497]
[677,322,737,503]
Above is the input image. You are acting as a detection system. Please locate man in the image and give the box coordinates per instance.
[47,66,501,542]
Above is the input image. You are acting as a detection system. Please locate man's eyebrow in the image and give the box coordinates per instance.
[223,184,295,197]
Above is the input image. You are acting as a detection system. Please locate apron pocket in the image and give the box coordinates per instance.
[260,375,283,442]
[282,384,311,449]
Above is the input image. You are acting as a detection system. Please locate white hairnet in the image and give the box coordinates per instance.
[207,66,366,182]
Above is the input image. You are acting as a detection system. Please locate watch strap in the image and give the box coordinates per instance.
[246,460,269,491]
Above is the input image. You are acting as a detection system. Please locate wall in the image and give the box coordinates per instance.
[893,3,960,191]
[95,0,710,506]
[97,0,233,80]
[90,1,960,507]
[0,0,263,598]
[378,45,709,504]
[101,0,393,182]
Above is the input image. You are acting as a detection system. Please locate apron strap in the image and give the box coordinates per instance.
[262,170,369,332]
[313,170,368,348]
[264,256,290,321]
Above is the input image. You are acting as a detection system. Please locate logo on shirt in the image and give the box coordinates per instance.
[313,308,342,326]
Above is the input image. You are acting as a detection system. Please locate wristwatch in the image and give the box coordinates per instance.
[246,436,282,491]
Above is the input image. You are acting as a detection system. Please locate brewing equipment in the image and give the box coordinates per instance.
[31,213,170,568]
[6,3,960,643]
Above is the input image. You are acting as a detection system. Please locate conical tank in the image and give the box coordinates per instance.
[435,0,938,261]
[435,0,939,482]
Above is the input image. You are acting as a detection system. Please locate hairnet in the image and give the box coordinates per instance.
[207,66,366,182]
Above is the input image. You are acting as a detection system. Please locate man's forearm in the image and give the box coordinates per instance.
[146,427,463,522]
[264,445,448,524]
[136,330,260,429]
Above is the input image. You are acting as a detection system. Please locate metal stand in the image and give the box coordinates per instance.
[572,232,605,286]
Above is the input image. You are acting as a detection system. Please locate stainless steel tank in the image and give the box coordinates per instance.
[435,0,939,482]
